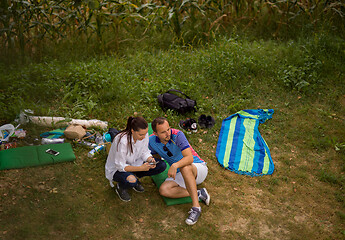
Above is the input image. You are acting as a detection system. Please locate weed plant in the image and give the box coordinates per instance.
[0,33,345,239]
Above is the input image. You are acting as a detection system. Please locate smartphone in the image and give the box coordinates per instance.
[46,149,60,156]
[149,161,157,165]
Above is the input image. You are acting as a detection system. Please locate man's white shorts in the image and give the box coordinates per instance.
[165,162,208,189]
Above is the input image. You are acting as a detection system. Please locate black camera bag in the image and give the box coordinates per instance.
[157,89,197,114]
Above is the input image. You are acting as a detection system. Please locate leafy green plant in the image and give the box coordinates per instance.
[335,143,345,152]
[164,0,205,39]
[278,55,322,91]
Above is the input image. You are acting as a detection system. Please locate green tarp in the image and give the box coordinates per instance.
[0,143,76,170]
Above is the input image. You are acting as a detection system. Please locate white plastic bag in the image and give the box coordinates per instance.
[0,124,15,142]
[17,109,108,129]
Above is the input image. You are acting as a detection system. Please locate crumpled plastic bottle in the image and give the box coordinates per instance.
[88,145,104,157]
[95,132,104,145]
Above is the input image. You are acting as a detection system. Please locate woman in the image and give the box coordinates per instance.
[105,116,166,202]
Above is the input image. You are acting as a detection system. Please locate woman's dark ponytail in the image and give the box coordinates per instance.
[117,116,148,154]
[125,117,134,132]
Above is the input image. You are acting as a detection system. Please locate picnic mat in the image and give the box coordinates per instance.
[148,123,195,205]
[0,143,76,170]
[150,161,195,206]
[216,109,274,176]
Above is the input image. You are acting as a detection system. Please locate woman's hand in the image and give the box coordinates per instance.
[146,156,155,163]
[141,161,156,171]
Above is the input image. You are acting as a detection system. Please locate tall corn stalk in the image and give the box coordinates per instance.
[0,0,344,58]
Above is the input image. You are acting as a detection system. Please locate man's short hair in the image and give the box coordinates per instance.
[152,117,167,132]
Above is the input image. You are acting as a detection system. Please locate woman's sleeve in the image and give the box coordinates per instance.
[141,133,152,160]
[111,139,129,172]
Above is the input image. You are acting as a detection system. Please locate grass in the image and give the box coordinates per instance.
[0,33,345,239]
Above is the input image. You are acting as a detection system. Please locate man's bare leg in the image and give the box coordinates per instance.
[180,164,200,208]
[159,164,199,207]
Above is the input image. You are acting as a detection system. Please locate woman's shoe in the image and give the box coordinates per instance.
[116,184,131,202]
[133,183,145,192]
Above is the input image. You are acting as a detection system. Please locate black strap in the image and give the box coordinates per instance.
[166,89,192,100]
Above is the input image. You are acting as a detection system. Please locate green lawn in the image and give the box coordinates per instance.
[1,34,344,239]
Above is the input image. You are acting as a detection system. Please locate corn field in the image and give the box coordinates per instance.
[1,0,344,56]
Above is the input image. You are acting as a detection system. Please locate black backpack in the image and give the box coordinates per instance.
[157,89,197,114]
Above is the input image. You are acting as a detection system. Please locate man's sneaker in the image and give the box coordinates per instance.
[179,119,190,131]
[206,115,215,128]
[198,114,207,128]
[198,188,210,206]
[185,207,201,225]
[189,119,197,132]
[115,184,131,202]
[133,182,145,193]
[179,118,198,133]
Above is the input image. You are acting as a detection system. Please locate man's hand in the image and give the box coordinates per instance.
[167,163,177,179]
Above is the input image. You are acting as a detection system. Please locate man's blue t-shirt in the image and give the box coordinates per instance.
[149,128,204,172]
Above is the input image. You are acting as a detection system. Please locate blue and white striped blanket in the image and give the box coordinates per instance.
[216,109,274,176]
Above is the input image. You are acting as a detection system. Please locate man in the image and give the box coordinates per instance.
[149,117,210,225]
